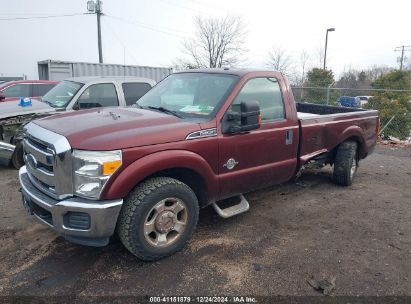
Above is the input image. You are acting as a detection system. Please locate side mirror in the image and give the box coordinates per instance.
[222,100,261,134]
[72,103,80,110]
[0,92,5,102]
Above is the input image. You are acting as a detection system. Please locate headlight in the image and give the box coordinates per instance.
[73,149,122,199]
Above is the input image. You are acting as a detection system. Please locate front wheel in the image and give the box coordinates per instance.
[11,142,24,169]
[332,141,358,186]
[117,177,199,261]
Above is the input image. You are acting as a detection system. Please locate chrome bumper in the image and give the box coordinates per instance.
[19,166,123,247]
[0,141,15,166]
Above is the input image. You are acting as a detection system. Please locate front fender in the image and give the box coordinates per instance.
[102,150,218,201]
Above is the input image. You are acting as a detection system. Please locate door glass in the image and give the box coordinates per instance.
[230,77,285,122]
[122,82,152,105]
[2,84,30,98]
[76,83,119,109]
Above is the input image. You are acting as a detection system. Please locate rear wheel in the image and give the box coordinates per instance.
[117,177,199,261]
[332,141,358,186]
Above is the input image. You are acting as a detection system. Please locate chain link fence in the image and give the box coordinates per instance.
[292,86,411,143]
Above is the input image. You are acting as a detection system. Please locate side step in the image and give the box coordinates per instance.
[212,194,250,218]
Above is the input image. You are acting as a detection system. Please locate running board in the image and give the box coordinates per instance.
[212,195,250,218]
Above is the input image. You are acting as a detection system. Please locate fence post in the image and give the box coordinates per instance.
[326,82,334,105]
[379,115,396,135]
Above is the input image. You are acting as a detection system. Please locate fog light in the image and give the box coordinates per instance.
[63,212,90,230]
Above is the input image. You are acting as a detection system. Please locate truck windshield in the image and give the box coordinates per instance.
[42,81,83,108]
[137,73,239,117]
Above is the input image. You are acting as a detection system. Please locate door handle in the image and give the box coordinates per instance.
[286,129,293,145]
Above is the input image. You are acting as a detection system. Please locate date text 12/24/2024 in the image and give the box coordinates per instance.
[149,296,257,303]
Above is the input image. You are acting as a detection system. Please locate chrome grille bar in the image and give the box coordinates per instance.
[23,138,53,167]
[23,122,73,200]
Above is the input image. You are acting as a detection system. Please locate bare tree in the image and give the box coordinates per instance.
[266,46,293,75]
[297,50,311,86]
[182,16,247,68]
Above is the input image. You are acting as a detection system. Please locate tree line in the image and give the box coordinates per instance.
[175,15,411,140]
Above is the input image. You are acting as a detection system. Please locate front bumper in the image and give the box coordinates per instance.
[0,141,15,166]
[19,166,123,247]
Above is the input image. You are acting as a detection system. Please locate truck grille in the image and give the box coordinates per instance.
[23,122,73,200]
[23,135,56,196]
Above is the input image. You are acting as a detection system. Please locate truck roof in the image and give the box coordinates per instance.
[174,68,280,77]
[64,76,156,85]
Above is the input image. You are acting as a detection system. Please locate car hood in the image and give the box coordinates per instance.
[33,107,202,150]
[0,99,55,119]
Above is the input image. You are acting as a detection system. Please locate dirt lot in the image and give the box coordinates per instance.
[0,145,410,297]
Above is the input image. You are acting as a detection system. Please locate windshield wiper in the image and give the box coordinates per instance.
[146,106,183,118]
[41,98,52,106]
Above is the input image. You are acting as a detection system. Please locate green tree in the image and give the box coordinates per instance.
[304,68,339,104]
[365,70,411,139]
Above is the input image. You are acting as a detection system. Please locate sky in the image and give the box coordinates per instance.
[0,0,410,79]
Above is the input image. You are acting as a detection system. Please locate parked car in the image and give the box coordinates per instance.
[0,76,155,168]
[356,95,373,107]
[0,80,58,103]
[337,96,361,108]
[18,69,379,260]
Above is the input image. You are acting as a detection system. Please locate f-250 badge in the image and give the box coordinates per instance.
[223,158,239,170]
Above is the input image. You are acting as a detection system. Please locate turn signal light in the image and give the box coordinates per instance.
[103,160,122,175]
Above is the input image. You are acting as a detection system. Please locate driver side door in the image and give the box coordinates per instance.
[218,77,298,199]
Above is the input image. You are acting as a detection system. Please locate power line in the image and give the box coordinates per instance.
[189,0,230,13]
[155,0,204,14]
[105,15,189,39]
[103,18,140,65]
[0,13,84,21]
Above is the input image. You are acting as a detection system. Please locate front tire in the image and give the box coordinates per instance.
[11,142,24,169]
[332,141,358,186]
[117,177,199,261]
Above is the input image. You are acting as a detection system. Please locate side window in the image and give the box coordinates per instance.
[230,77,285,122]
[32,84,55,96]
[2,84,30,98]
[122,82,152,106]
[76,83,119,109]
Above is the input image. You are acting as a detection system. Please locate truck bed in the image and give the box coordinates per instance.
[296,102,379,165]
[296,102,365,117]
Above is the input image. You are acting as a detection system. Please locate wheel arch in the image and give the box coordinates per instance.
[336,126,367,159]
[103,150,218,206]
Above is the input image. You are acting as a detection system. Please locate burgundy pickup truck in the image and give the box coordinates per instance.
[19,69,379,260]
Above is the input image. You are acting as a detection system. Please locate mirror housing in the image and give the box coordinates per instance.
[0,92,5,102]
[222,100,261,134]
[72,103,80,110]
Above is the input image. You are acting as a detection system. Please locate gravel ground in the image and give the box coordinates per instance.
[0,145,410,297]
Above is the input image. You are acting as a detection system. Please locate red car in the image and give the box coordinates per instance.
[0,80,58,102]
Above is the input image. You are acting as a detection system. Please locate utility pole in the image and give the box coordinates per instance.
[87,0,103,63]
[395,45,411,70]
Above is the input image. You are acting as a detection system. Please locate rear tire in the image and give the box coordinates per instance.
[332,141,358,186]
[11,142,24,169]
[117,177,199,261]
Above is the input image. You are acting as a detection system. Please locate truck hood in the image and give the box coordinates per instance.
[33,107,202,150]
[0,99,55,119]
